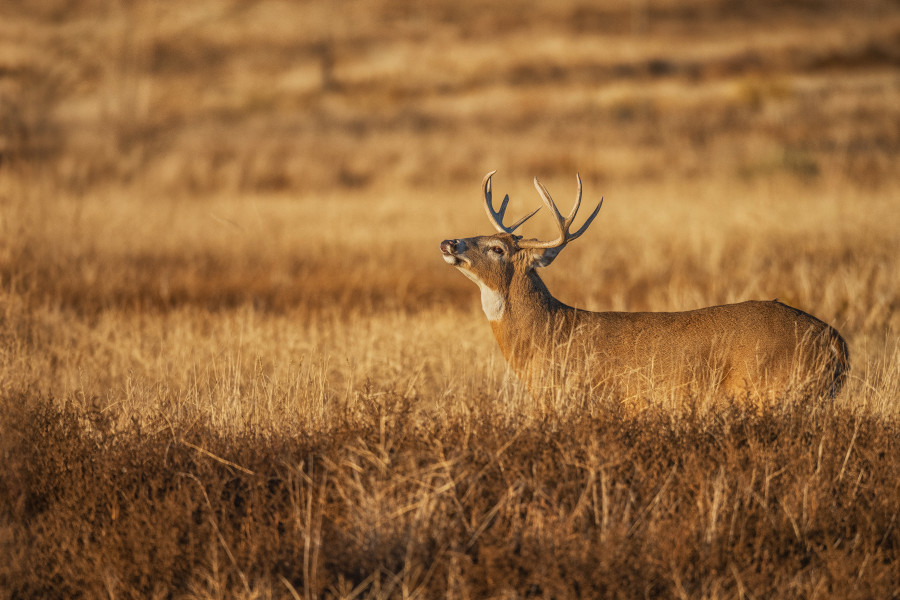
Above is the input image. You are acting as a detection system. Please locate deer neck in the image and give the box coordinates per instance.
[488,268,572,369]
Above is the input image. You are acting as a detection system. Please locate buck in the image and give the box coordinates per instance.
[440,171,849,401]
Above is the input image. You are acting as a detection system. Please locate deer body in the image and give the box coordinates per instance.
[441,173,849,401]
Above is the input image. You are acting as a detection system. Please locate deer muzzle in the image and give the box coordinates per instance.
[440,239,468,265]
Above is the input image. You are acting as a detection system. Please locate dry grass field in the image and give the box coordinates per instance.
[2,1,900,598]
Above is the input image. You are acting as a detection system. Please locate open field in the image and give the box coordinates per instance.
[2,0,900,597]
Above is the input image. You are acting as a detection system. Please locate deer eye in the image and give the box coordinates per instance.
[490,246,505,255]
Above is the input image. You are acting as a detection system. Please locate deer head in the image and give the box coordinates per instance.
[440,171,603,320]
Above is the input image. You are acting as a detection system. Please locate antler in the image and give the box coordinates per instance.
[482,171,540,234]
[518,173,603,250]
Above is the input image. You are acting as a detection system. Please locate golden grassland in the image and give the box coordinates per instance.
[2,0,900,597]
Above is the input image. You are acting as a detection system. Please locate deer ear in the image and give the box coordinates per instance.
[529,246,564,268]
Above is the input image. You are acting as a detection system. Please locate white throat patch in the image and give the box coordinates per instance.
[457,268,505,321]
[479,285,505,321]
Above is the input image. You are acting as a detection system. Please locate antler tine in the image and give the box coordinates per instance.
[568,172,583,230]
[482,170,540,234]
[482,170,512,233]
[525,176,568,249]
[532,173,583,229]
[567,196,603,242]
[520,173,602,249]
[507,205,541,232]
[532,177,566,227]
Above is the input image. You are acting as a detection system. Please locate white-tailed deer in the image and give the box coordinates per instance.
[440,171,849,402]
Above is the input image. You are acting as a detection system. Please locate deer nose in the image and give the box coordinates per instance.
[440,239,458,254]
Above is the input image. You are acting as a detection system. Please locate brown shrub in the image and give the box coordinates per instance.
[2,394,898,598]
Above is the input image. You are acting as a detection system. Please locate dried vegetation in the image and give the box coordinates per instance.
[1,0,899,597]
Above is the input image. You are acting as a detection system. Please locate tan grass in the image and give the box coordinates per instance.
[1,0,900,597]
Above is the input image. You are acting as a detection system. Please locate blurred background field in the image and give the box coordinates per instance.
[3,0,899,192]
[1,1,900,598]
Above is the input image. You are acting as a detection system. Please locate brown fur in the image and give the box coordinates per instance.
[443,232,849,402]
